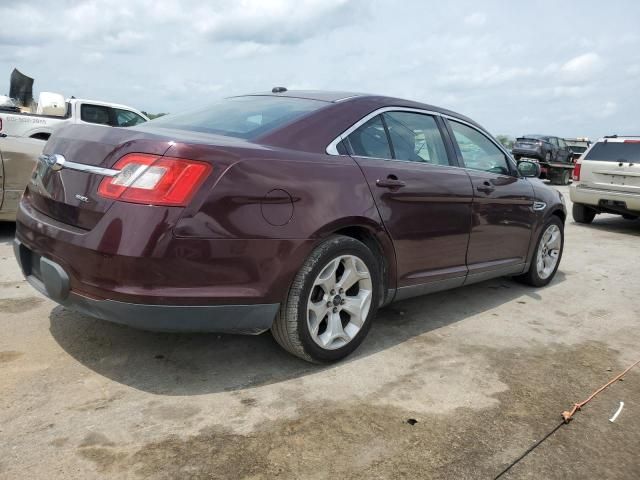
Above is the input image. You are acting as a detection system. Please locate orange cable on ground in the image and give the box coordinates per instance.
[495,357,640,479]
[561,358,640,423]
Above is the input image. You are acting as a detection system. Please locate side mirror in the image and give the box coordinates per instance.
[517,160,540,178]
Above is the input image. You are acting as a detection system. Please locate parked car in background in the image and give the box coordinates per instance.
[0,134,41,221]
[565,137,591,162]
[512,135,572,163]
[571,135,640,223]
[0,97,149,141]
[513,135,574,185]
[14,90,566,363]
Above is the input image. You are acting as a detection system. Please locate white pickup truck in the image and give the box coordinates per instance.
[0,97,149,140]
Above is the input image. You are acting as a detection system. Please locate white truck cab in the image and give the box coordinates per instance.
[0,97,149,141]
[570,135,640,223]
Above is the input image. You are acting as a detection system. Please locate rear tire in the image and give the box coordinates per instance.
[514,216,564,287]
[272,235,380,363]
[561,170,570,185]
[573,203,596,224]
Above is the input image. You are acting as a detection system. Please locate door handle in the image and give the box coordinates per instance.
[376,176,406,189]
[476,181,495,194]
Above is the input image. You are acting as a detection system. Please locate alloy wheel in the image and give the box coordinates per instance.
[307,255,372,350]
[536,224,562,280]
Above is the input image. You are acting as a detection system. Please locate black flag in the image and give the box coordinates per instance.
[9,68,34,107]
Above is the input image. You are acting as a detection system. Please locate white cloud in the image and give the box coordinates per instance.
[464,12,487,27]
[598,101,618,118]
[560,52,602,76]
[193,0,358,45]
[1,0,639,140]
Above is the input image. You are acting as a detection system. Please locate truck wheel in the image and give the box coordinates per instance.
[272,235,380,363]
[561,170,570,185]
[573,203,596,224]
[514,216,564,287]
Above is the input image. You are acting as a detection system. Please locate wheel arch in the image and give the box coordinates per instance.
[314,219,397,307]
[550,208,566,224]
[29,132,51,141]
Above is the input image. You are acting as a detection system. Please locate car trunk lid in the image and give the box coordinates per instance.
[27,124,175,229]
[515,137,541,148]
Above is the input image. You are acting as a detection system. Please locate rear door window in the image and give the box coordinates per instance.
[80,104,111,125]
[346,115,392,159]
[584,141,640,162]
[383,112,451,166]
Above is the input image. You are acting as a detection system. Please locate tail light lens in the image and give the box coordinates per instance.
[572,162,581,181]
[98,153,211,206]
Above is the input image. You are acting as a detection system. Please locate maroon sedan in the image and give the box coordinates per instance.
[14,90,566,363]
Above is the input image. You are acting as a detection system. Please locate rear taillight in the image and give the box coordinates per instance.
[0,118,3,131]
[98,153,211,206]
[572,163,581,181]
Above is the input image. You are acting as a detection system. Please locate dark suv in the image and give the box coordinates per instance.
[14,91,566,363]
[512,135,572,163]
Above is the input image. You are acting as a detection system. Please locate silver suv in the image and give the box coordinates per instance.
[570,136,640,223]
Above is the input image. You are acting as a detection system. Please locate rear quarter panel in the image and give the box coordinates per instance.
[171,145,397,292]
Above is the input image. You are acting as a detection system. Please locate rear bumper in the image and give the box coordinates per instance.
[512,148,542,159]
[14,238,279,333]
[570,184,640,213]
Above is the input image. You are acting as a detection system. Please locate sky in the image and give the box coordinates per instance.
[1,0,639,140]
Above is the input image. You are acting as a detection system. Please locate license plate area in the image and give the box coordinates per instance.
[599,199,627,209]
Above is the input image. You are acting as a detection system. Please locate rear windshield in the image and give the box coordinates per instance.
[568,145,587,153]
[522,135,550,142]
[149,96,326,139]
[584,141,640,162]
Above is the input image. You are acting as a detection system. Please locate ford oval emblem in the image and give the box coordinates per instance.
[40,153,66,171]
[49,154,66,171]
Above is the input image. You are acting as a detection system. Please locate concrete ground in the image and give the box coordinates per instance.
[1,185,639,479]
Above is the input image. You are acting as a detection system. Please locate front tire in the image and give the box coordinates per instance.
[272,235,380,363]
[514,216,564,287]
[573,203,596,224]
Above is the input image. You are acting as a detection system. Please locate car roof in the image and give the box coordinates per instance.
[239,90,365,103]
[236,90,485,132]
[598,135,640,142]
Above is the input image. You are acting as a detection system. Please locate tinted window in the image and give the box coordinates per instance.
[150,96,325,139]
[81,104,111,125]
[584,141,640,162]
[346,115,392,159]
[525,135,551,143]
[450,121,511,175]
[383,112,450,165]
[115,109,146,127]
[569,145,587,153]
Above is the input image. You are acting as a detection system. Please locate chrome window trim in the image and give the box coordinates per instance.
[325,106,442,155]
